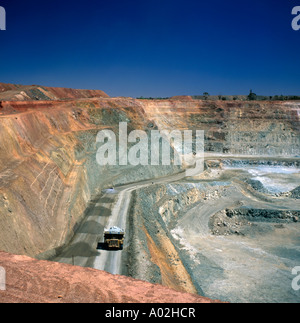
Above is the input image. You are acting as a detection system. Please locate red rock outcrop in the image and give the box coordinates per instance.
[0,251,220,303]
[0,83,109,101]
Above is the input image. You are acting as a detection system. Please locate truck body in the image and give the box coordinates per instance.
[104,226,125,250]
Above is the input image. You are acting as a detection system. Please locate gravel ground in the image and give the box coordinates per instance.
[129,161,300,303]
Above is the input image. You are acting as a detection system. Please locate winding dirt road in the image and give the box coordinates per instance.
[54,171,186,275]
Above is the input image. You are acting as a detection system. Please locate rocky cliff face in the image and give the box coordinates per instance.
[0,93,299,258]
[0,84,299,303]
[0,97,180,257]
[140,99,300,157]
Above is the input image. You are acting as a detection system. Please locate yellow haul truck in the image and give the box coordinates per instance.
[104,226,125,250]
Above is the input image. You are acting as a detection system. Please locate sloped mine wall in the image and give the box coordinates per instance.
[0,98,181,257]
[141,100,300,157]
[0,97,299,261]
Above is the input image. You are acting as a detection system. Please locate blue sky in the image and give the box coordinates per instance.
[0,0,299,97]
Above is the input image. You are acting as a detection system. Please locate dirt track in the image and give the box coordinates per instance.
[54,171,187,275]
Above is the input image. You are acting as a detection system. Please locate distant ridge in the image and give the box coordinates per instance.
[0,82,109,101]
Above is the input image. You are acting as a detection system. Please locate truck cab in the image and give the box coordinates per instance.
[104,226,125,250]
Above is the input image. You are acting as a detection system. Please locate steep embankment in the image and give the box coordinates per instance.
[0,96,299,258]
[0,97,181,257]
[140,99,300,156]
[0,251,220,303]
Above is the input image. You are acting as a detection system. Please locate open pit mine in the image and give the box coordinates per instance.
[0,82,300,303]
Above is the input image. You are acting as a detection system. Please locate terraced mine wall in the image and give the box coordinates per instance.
[0,98,180,257]
[140,100,300,157]
[0,98,299,260]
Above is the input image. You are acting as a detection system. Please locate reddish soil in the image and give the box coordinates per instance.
[0,83,109,101]
[0,251,221,303]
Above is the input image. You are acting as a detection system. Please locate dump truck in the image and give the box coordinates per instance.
[104,226,125,250]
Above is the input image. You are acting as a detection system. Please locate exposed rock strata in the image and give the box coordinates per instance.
[0,93,299,258]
